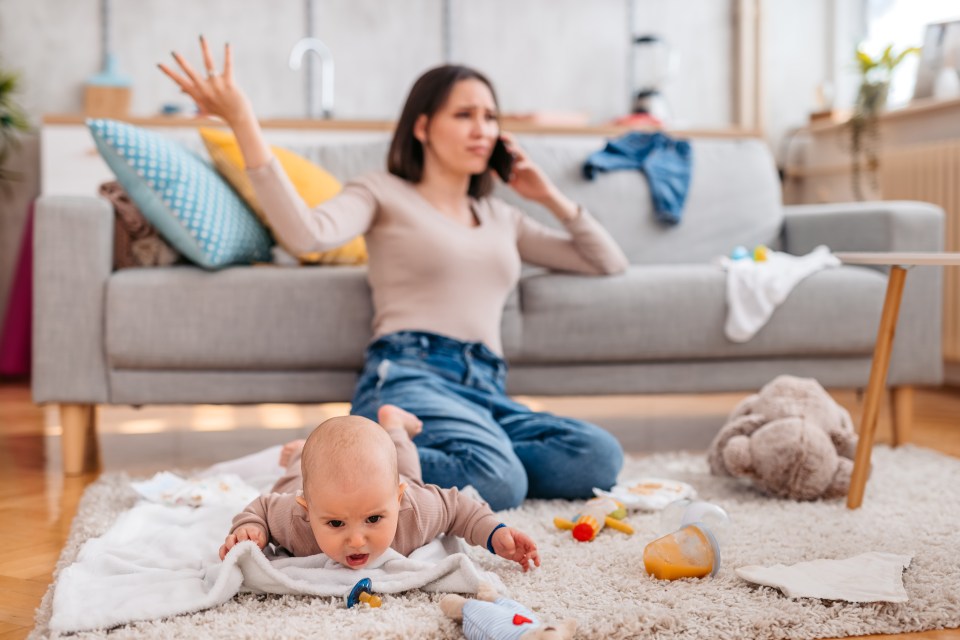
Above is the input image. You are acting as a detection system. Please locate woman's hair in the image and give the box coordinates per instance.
[388,64,500,199]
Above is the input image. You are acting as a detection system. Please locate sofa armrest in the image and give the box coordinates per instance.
[33,196,113,404]
[782,200,944,255]
[785,200,944,386]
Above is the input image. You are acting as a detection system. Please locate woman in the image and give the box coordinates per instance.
[161,37,630,511]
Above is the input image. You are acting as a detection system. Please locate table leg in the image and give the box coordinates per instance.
[890,385,914,446]
[847,266,908,509]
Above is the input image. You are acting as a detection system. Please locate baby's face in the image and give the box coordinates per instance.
[304,475,403,569]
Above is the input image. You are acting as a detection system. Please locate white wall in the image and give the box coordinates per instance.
[0,0,864,143]
[1,0,740,124]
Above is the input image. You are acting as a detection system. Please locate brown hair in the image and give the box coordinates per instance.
[388,65,500,199]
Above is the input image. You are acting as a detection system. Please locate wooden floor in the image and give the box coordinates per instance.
[1,380,959,639]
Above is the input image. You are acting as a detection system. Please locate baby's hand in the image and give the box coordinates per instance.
[491,526,541,572]
[219,525,267,561]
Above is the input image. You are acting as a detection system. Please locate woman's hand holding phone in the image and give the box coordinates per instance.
[498,133,579,222]
[497,134,557,203]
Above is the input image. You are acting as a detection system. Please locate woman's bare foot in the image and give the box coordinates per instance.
[377,404,423,438]
[279,439,306,467]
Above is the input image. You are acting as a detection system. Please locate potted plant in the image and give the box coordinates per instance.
[847,44,919,200]
[0,63,31,188]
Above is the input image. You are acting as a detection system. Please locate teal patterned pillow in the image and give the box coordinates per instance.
[87,118,273,268]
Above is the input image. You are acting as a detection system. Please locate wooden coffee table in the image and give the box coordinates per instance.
[833,252,960,509]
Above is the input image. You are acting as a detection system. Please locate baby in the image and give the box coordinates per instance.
[220,405,540,572]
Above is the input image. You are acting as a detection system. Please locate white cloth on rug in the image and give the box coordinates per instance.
[196,444,288,494]
[49,451,505,633]
[736,552,912,603]
[718,245,841,342]
[593,478,697,511]
[131,471,260,507]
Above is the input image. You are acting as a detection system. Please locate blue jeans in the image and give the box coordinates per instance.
[350,331,624,511]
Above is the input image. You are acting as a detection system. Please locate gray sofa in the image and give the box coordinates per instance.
[33,135,945,474]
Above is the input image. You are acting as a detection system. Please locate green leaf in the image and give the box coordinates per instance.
[0,60,30,180]
[881,44,894,68]
[891,46,920,69]
[856,49,876,73]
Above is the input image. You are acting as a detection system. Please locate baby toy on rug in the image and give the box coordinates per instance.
[440,582,578,640]
[553,496,634,541]
[707,375,858,500]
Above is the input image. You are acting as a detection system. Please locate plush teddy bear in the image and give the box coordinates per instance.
[440,583,578,640]
[707,375,859,500]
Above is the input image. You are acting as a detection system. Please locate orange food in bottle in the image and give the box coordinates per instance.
[643,525,715,580]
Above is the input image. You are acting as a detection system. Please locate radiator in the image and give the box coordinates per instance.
[880,141,960,363]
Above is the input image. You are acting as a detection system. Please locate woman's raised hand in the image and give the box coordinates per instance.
[158,36,253,126]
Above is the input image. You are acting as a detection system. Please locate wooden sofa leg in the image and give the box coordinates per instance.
[890,386,913,447]
[60,404,100,475]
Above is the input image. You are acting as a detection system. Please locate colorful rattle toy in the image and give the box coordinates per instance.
[346,577,382,609]
[731,244,769,262]
[553,496,634,541]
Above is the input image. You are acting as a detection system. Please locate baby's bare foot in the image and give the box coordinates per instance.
[377,404,423,438]
[279,439,306,467]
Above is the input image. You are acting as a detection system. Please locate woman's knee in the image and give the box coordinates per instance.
[466,458,528,511]
[422,447,527,511]
[584,428,624,490]
[522,422,624,499]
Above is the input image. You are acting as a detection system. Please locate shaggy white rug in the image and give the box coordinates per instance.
[30,446,960,639]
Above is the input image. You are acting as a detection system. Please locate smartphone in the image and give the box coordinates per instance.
[489,137,515,182]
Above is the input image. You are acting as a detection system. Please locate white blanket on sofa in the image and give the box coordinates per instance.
[719,245,841,342]
[49,448,504,633]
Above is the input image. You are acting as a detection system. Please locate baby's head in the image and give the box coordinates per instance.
[294,415,405,569]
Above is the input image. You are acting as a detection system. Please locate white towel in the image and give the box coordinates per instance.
[49,450,505,633]
[719,245,841,342]
[736,552,912,603]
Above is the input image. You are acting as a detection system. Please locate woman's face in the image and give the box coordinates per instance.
[416,78,500,179]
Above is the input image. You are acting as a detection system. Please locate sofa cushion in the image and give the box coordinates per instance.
[493,136,784,265]
[513,264,887,364]
[105,266,523,370]
[88,119,273,268]
[106,263,887,370]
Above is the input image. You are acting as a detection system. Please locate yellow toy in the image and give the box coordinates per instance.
[553,496,634,541]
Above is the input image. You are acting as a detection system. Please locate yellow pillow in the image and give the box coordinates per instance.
[199,127,368,265]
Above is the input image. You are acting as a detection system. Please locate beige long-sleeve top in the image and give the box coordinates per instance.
[230,428,502,558]
[247,161,629,354]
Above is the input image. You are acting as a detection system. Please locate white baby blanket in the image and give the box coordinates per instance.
[49,449,504,633]
[736,552,912,603]
[719,245,841,342]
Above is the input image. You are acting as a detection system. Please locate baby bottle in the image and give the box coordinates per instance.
[643,500,729,580]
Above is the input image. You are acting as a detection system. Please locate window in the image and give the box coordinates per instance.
[863,0,960,106]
